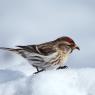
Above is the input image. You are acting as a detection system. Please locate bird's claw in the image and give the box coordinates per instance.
[57,66,68,70]
[33,69,45,74]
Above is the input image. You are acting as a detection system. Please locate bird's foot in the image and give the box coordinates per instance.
[57,66,68,70]
[34,69,45,74]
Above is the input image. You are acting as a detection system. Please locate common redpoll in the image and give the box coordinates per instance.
[0,36,80,73]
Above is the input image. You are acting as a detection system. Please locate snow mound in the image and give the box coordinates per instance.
[0,68,95,95]
[0,69,25,83]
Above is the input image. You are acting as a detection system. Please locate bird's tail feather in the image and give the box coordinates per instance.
[0,47,21,53]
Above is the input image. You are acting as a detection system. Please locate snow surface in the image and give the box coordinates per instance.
[0,68,95,95]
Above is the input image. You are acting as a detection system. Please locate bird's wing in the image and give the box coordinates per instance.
[17,45,38,53]
[17,44,56,56]
[37,44,56,56]
[0,41,56,57]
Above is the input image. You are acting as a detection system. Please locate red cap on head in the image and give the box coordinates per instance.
[55,36,75,45]
[62,36,74,43]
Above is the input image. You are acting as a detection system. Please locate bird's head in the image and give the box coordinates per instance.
[54,36,80,53]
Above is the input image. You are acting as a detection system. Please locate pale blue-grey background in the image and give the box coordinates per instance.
[0,0,95,68]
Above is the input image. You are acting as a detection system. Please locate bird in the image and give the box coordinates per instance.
[0,36,80,74]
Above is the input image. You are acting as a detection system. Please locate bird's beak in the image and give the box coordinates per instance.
[75,45,80,50]
[70,45,80,53]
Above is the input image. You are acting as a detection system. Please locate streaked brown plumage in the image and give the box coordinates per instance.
[0,36,80,73]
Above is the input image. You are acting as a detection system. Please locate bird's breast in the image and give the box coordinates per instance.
[60,51,70,65]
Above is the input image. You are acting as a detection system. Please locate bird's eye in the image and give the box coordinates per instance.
[67,45,71,47]
[65,45,71,49]
[58,43,71,53]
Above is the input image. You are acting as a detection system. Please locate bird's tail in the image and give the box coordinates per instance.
[0,47,21,53]
[0,47,27,58]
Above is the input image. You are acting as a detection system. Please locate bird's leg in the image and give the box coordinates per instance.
[34,67,45,74]
[35,66,39,72]
[57,66,68,70]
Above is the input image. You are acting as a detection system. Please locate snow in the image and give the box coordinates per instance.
[0,68,95,95]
